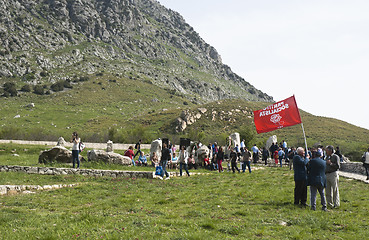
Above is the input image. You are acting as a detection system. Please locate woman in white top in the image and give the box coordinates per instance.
[363,148,369,180]
[178,145,190,176]
[70,132,81,168]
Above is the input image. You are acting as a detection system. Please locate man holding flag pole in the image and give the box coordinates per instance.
[253,95,310,206]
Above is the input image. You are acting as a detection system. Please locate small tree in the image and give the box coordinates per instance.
[239,125,256,149]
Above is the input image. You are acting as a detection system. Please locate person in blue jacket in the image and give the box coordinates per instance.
[307,149,327,211]
[293,147,309,206]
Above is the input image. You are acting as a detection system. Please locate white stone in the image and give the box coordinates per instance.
[56,137,66,147]
[150,139,162,162]
[14,115,21,119]
[266,135,278,150]
[107,140,113,152]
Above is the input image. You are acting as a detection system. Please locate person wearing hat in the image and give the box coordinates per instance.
[325,145,340,208]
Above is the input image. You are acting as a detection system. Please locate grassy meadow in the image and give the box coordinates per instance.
[1,144,369,239]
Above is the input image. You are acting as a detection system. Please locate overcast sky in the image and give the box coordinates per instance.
[159,0,369,130]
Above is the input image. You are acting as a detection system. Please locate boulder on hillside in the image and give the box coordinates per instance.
[87,149,131,165]
[38,146,83,164]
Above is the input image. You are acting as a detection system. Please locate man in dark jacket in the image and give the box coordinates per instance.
[160,143,171,180]
[293,147,309,206]
[307,150,327,211]
[229,148,240,173]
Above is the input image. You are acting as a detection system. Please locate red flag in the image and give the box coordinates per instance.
[253,96,302,134]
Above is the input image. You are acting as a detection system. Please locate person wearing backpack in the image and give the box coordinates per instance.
[70,132,81,169]
[362,148,369,180]
[133,139,142,160]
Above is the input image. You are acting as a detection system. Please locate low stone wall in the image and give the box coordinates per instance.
[0,165,180,179]
[340,162,367,176]
[0,184,77,196]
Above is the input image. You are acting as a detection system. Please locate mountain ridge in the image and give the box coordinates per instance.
[0,0,272,102]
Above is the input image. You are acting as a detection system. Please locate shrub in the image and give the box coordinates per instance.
[63,80,73,89]
[50,81,64,92]
[40,71,48,77]
[79,76,90,82]
[21,84,32,92]
[3,82,17,97]
[33,85,44,95]
[3,82,15,91]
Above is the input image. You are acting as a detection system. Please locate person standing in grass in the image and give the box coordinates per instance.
[307,150,327,211]
[262,147,269,165]
[293,147,309,206]
[278,147,285,167]
[178,145,190,176]
[242,147,252,173]
[70,132,81,169]
[273,149,279,165]
[160,143,171,180]
[325,145,340,208]
[362,148,369,180]
[288,147,297,170]
[229,148,240,173]
[251,144,259,163]
[216,146,225,172]
[124,146,135,166]
[133,139,142,160]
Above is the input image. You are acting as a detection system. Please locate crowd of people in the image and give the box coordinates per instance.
[70,132,369,210]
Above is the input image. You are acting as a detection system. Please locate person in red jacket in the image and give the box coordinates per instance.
[273,150,279,165]
[124,146,135,166]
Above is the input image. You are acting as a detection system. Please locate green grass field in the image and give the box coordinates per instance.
[1,144,369,239]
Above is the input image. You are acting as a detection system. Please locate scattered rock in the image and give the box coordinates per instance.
[150,139,162,161]
[56,137,66,147]
[106,140,113,152]
[87,150,131,165]
[38,146,83,164]
[25,103,35,108]
[266,135,278,150]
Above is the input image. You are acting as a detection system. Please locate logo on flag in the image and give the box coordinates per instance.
[253,96,302,134]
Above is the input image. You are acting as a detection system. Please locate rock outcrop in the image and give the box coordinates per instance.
[176,108,207,132]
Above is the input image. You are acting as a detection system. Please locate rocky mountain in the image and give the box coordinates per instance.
[0,0,273,102]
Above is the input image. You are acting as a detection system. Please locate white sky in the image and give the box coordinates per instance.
[159,0,369,130]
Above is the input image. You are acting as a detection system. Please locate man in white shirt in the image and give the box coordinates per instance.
[251,144,259,163]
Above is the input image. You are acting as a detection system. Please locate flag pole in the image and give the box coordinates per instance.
[301,123,308,151]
